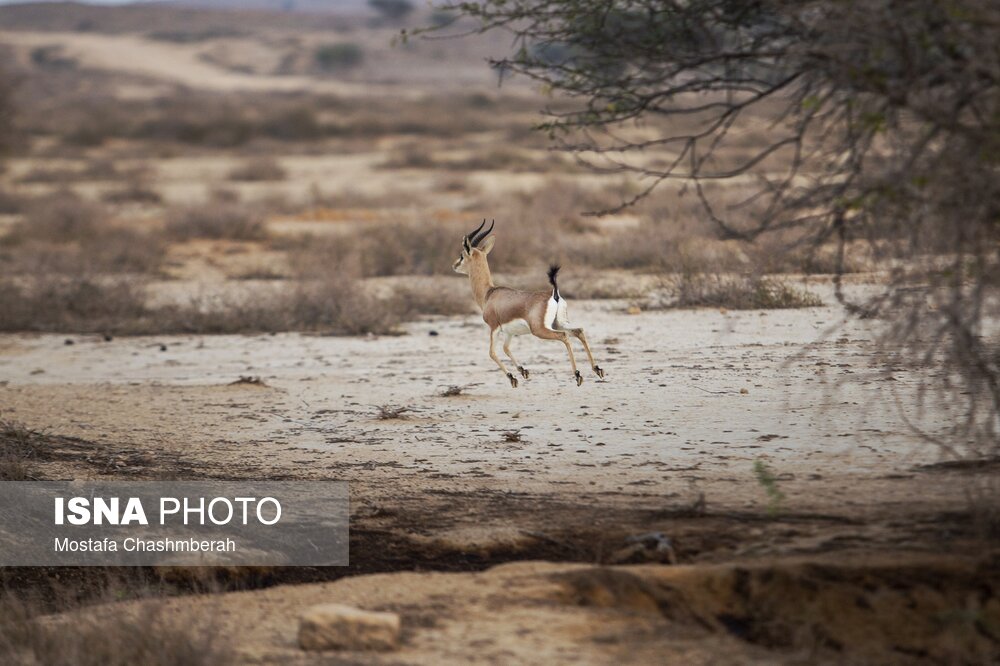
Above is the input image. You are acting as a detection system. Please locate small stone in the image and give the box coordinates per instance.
[739,388,749,395]
[64,339,74,345]
[298,603,400,652]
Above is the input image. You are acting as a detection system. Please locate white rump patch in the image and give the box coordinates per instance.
[551,298,570,330]
[543,297,559,330]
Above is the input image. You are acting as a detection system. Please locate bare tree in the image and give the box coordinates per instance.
[428,1,1000,456]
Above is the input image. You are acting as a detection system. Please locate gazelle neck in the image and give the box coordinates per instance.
[469,259,495,310]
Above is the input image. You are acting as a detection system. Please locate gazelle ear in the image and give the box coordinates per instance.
[479,235,496,254]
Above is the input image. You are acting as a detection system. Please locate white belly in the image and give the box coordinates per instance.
[500,319,531,336]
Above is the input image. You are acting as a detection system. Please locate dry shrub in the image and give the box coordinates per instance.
[101,179,162,205]
[651,273,823,310]
[16,158,119,184]
[148,274,399,336]
[0,278,150,333]
[0,187,26,214]
[0,597,234,666]
[165,203,267,241]
[11,192,102,242]
[441,147,580,173]
[286,277,399,335]
[378,144,437,170]
[294,222,462,278]
[376,405,412,420]
[379,146,576,173]
[85,228,165,273]
[227,157,287,182]
[2,193,165,275]
[481,180,631,271]
[0,420,44,481]
[390,283,473,317]
[0,231,165,276]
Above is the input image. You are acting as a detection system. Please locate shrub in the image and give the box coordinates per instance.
[293,223,462,278]
[314,43,364,72]
[368,0,414,22]
[390,283,473,317]
[0,596,234,665]
[11,192,101,242]
[101,180,162,205]
[661,273,823,310]
[0,187,25,214]
[165,203,267,241]
[0,277,150,333]
[227,157,287,182]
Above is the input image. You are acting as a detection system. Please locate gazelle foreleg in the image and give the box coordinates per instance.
[532,325,583,386]
[503,332,530,379]
[563,327,605,379]
[489,326,519,388]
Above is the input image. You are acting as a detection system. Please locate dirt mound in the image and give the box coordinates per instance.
[557,555,1000,664]
[26,553,999,665]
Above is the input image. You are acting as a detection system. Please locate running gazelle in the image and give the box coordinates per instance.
[452,219,605,388]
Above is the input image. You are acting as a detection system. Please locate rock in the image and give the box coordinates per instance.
[298,603,400,652]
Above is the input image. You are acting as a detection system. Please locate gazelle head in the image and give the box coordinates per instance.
[453,218,495,275]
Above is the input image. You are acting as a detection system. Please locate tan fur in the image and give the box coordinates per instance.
[454,233,605,388]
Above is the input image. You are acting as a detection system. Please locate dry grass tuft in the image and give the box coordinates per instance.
[229,376,266,386]
[0,420,46,480]
[375,405,413,420]
[0,596,235,666]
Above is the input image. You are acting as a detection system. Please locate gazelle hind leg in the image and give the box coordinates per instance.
[503,332,529,379]
[531,324,583,386]
[489,327,518,388]
[566,328,605,379]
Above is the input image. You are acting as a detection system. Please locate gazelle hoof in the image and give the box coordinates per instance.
[594,366,605,379]
[574,370,583,386]
[518,366,530,379]
[507,372,519,388]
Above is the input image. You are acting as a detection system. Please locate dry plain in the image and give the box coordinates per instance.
[0,3,997,664]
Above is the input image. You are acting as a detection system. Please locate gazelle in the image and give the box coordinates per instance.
[453,219,605,388]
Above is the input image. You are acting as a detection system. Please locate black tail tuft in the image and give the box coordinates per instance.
[548,264,561,302]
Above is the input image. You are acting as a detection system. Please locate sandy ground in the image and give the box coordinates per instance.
[0,29,519,95]
[0,287,971,545]
[2,285,994,664]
